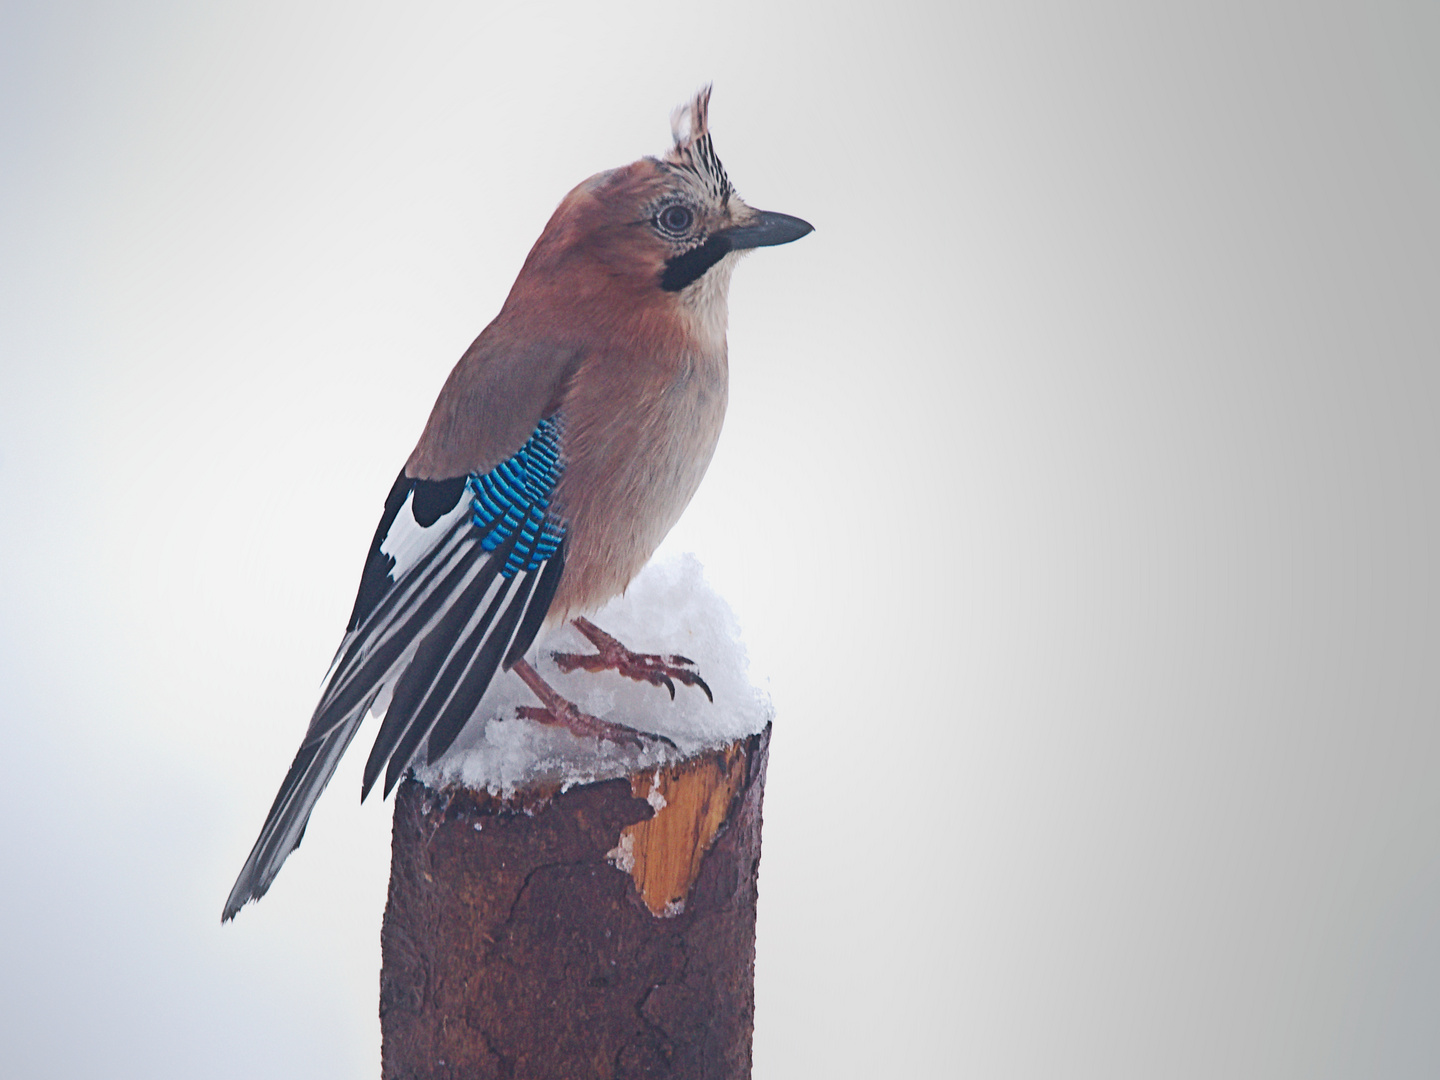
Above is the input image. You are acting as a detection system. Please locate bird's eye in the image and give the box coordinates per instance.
[657,205,694,234]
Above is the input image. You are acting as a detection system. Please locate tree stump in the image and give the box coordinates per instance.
[379,723,771,1079]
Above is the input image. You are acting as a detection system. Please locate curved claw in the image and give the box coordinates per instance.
[551,619,714,705]
[692,674,713,703]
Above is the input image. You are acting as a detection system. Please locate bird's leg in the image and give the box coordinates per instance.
[551,617,714,702]
[511,657,675,749]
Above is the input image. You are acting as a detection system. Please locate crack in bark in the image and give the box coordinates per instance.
[382,729,770,1078]
[498,859,587,932]
[480,1030,516,1079]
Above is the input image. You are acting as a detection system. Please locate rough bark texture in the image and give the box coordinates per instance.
[380,724,770,1080]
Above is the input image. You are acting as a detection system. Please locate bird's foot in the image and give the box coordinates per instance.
[511,658,675,750]
[552,617,714,702]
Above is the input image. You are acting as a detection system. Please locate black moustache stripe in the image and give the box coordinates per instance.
[661,235,734,292]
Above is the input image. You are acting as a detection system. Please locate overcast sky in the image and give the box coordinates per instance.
[2,2,1438,1077]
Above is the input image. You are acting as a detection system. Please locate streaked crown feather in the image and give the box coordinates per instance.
[664,85,734,205]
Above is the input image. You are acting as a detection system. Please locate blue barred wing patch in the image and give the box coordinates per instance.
[468,414,566,576]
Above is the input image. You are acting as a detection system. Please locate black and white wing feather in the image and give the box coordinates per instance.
[223,416,567,921]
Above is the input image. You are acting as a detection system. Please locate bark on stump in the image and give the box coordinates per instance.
[380,723,771,1079]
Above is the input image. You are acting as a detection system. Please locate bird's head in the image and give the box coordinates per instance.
[506,87,812,330]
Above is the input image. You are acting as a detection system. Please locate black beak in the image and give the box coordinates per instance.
[719,210,814,250]
[660,210,813,291]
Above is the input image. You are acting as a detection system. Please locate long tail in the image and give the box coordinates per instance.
[222,531,565,922]
[221,688,378,922]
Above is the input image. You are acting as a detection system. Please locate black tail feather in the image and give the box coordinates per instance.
[358,539,513,800]
[426,568,539,763]
[382,572,519,797]
[505,542,566,670]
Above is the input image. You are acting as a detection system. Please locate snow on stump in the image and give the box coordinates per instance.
[378,555,773,1079]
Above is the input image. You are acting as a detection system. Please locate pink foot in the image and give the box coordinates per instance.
[511,658,675,749]
[552,617,714,702]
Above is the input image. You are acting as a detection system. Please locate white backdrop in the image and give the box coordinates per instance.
[2,2,1437,1077]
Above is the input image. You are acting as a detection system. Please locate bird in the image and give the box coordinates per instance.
[222,87,811,921]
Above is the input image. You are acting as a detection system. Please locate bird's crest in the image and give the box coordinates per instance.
[665,85,734,205]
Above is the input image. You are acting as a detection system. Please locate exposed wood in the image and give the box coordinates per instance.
[613,739,750,916]
[380,724,770,1079]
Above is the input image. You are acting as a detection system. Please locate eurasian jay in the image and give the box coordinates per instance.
[223,88,811,921]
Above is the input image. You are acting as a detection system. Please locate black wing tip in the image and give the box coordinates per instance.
[381,763,413,801]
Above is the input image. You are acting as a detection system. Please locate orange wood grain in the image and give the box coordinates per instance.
[619,740,748,916]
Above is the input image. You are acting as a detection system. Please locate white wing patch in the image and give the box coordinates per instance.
[380,488,473,581]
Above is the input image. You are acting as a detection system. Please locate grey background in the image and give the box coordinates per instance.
[2,1,1437,1077]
